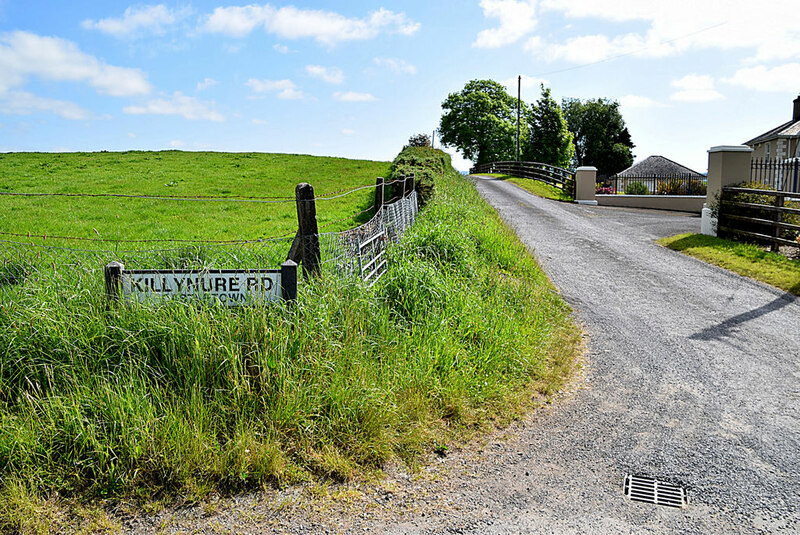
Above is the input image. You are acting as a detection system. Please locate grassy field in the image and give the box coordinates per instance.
[0,149,580,532]
[473,173,574,202]
[0,151,390,244]
[659,233,800,295]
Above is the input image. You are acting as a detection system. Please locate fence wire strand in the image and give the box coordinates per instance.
[0,177,419,303]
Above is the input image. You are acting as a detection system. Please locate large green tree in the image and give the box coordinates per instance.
[522,85,575,169]
[439,79,527,165]
[562,98,635,177]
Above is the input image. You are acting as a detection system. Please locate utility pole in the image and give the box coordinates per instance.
[516,75,521,162]
[432,129,435,148]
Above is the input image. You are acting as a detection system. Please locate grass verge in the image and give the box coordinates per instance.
[1,150,581,531]
[659,233,800,295]
[471,173,573,202]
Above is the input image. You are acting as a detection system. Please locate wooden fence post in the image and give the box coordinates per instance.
[281,260,298,301]
[295,183,321,278]
[104,261,124,303]
[772,193,784,253]
[408,173,415,196]
[374,176,384,214]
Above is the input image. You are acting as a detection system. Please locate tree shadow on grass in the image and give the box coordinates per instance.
[689,292,798,341]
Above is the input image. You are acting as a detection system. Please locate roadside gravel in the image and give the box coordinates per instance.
[124,176,800,534]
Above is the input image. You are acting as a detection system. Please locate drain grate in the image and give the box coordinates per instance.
[624,475,688,508]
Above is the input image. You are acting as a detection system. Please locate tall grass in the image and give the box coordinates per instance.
[0,154,579,530]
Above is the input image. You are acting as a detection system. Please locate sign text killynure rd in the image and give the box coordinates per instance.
[121,270,282,305]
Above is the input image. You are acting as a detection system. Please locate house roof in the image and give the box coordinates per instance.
[614,155,703,177]
[744,119,800,145]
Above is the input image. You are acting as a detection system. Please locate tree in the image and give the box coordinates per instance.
[522,85,575,169]
[406,133,431,147]
[562,98,635,177]
[439,79,527,165]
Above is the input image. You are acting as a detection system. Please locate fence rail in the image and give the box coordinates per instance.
[718,186,800,251]
[470,160,575,196]
[750,158,800,193]
[599,173,707,196]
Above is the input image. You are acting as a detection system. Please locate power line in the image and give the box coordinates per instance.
[529,22,727,79]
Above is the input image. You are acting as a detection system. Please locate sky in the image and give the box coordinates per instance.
[1,1,799,173]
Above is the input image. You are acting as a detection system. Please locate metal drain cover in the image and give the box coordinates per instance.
[624,475,688,508]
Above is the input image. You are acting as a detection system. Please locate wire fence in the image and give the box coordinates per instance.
[320,190,418,285]
[0,177,419,304]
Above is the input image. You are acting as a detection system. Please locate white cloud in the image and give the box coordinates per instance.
[128,132,136,138]
[0,91,93,120]
[473,0,537,49]
[619,94,665,109]
[123,92,224,121]
[524,32,673,64]
[341,129,355,135]
[373,57,416,75]
[670,74,724,103]
[82,5,190,38]
[529,1,800,63]
[170,139,185,148]
[252,118,268,125]
[305,65,344,84]
[0,31,151,96]
[273,43,289,53]
[196,77,218,91]
[723,63,800,93]
[201,5,419,45]
[246,78,304,99]
[333,91,376,102]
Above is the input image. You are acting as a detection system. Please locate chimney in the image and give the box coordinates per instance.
[794,94,800,122]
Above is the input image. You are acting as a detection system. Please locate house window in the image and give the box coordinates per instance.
[796,142,800,158]
[765,143,770,162]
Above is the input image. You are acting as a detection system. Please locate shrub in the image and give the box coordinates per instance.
[406,134,431,148]
[655,178,707,195]
[388,146,448,206]
[595,185,614,194]
[624,181,648,195]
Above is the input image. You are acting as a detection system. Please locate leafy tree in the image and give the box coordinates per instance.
[406,133,431,147]
[562,97,635,177]
[439,79,528,165]
[522,85,575,169]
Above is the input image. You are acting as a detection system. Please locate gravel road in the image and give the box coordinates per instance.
[412,176,799,534]
[128,177,799,534]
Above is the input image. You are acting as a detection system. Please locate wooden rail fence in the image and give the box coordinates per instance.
[718,186,800,252]
[470,161,575,197]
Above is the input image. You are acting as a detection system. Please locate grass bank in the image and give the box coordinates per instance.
[472,173,573,202]
[659,233,800,295]
[0,150,580,531]
[0,151,389,242]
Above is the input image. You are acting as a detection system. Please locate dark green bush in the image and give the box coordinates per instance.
[388,146,448,206]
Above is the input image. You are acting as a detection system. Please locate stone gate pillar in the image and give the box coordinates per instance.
[575,166,598,205]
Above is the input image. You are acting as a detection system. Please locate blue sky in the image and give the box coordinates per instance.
[1,1,798,172]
